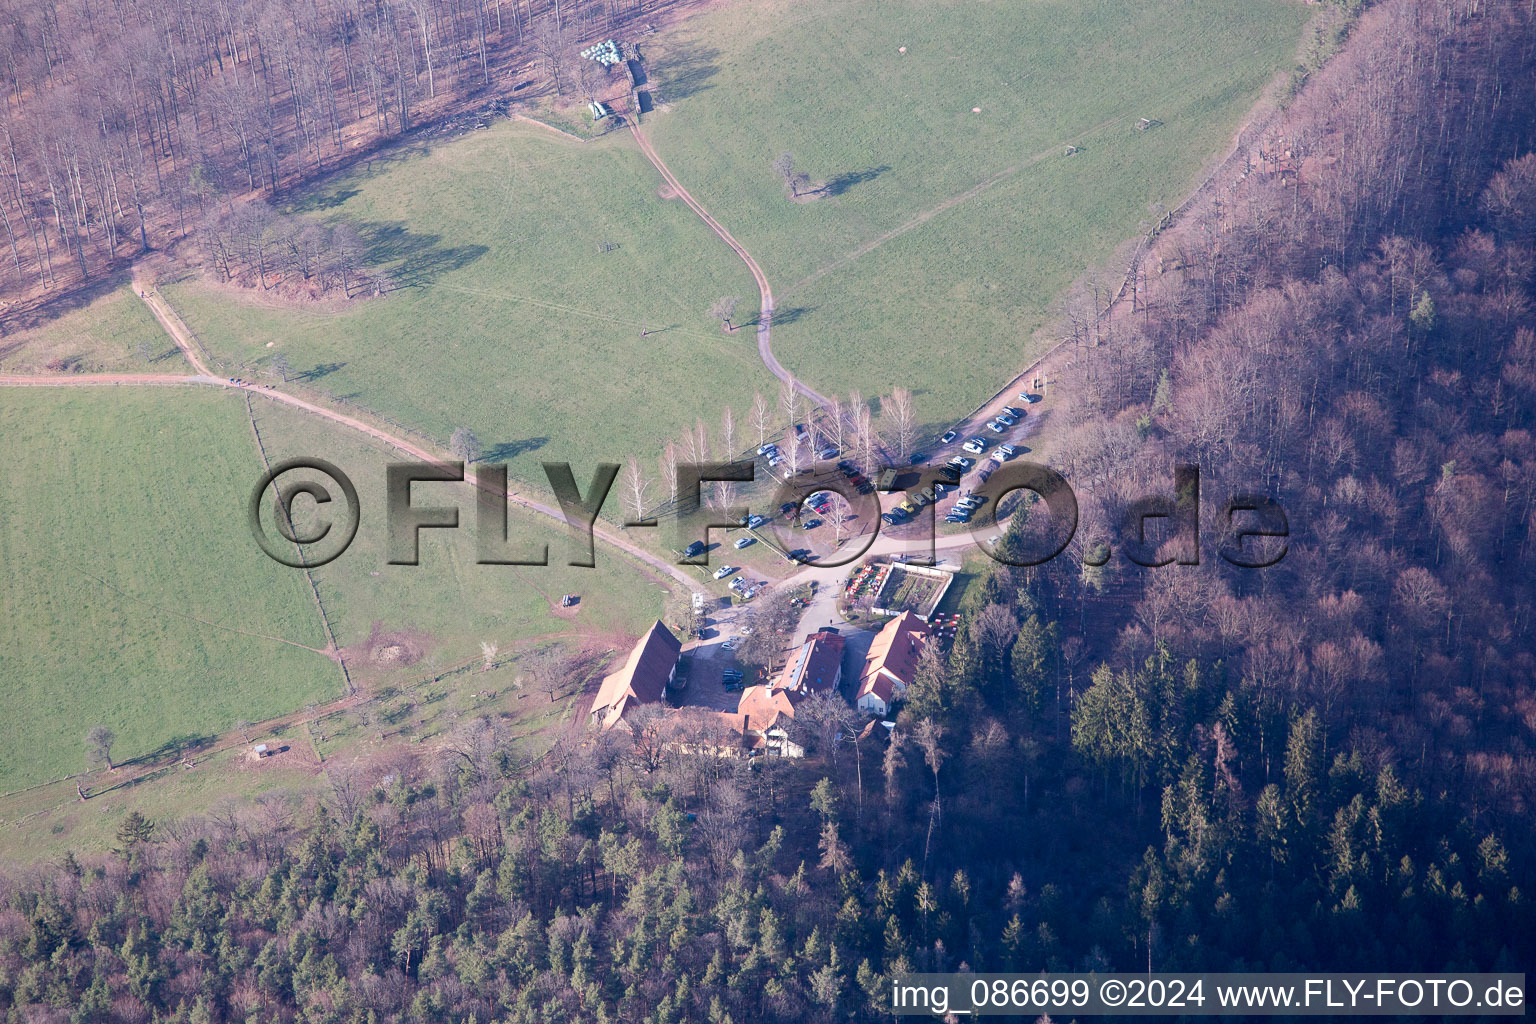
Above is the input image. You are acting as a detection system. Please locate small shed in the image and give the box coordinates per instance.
[253,743,271,758]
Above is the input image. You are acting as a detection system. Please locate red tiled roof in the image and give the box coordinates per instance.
[776,630,846,694]
[737,684,804,734]
[856,611,930,705]
[590,621,680,728]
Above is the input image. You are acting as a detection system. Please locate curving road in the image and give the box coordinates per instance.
[628,121,832,411]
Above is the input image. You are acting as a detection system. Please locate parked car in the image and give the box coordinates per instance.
[999,443,1019,458]
[818,446,838,460]
[747,514,768,529]
[962,437,990,453]
[758,443,779,455]
[909,452,926,464]
[986,420,1006,433]
[713,565,736,579]
[949,456,974,470]
[881,512,899,525]
[940,429,958,444]
[801,518,822,530]
[1018,391,1032,403]
[721,640,737,652]
[995,412,1017,426]
[1003,407,1024,419]
[946,513,971,524]
[734,536,756,549]
[685,541,706,558]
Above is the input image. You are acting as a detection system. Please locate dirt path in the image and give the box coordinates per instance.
[0,292,706,597]
[627,120,834,412]
[781,114,1129,302]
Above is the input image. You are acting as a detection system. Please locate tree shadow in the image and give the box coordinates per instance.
[120,732,218,770]
[291,186,362,213]
[482,437,549,461]
[356,221,488,288]
[820,165,892,197]
[651,43,719,101]
[763,305,814,328]
[0,270,132,342]
[298,361,347,382]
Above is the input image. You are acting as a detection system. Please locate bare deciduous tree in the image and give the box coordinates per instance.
[709,296,739,331]
[623,456,649,522]
[450,427,482,464]
[750,392,772,449]
[85,726,116,771]
[886,386,917,459]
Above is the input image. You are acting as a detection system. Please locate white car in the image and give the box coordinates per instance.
[986,420,1006,433]
[949,456,974,470]
[991,448,1010,463]
[713,565,736,580]
[995,412,1017,426]
[962,437,989,453]
[734,536,756,549]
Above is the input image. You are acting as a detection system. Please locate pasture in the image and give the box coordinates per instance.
[641,0,1312,426]
[0,280,189,374]
[161,118,775,487]
[245,394,672,684]
[0,389,338,791]
[0,385,669,795]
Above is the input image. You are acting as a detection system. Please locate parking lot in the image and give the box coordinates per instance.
[675,638,760,711]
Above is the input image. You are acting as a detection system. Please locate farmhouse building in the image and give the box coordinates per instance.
[855,611,931,715]
[737,684,807,757]
[589,620,681,730]
[774,629,845,695]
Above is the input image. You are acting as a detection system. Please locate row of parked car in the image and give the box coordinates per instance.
[757,435,844,474]
[945,492,990,524]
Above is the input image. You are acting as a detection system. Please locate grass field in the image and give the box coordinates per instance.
[0,279,190,374]
[0,385,669,795]
[0,646,596,862]
[152,0,1307,480]
[161,118,774,486]
[641,0,1312,427]
[245,394,672,687]
[0,389,338,792]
